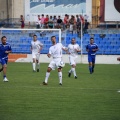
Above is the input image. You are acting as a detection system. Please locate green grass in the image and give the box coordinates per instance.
[0,63,120,120]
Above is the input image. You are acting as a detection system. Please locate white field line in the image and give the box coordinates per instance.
[0,85,119,91]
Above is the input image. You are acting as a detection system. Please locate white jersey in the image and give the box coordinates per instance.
[49,43,65,58]
[31,40,43,53]
[68,43,80,57]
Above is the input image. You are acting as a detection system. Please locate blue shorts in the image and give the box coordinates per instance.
[88,55,96,63]
[0,58,8,65]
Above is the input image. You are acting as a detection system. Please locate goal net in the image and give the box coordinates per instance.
[0,29,82,63]
[0,29,64,62]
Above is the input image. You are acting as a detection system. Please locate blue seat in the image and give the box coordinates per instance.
[111,34,117,37]
[116,34,120,37]
[116,41,120,45]
[99,41,106,44]
[84,34,90,37]
[108,46,114,49]
[105,34,111,38]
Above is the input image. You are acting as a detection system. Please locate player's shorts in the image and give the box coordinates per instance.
[48,58,62,70]
[0,57,8,65]
[69,56,77,66]
[32,52,40,60]
[88,55,96,63]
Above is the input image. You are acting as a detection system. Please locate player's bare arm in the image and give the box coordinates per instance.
[75,48,81,52]
[47,53,51,58]
[117,57,120,61]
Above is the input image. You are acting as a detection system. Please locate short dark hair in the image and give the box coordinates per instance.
[90,37,94,40]
[1,36,6,40]
[51,36,56,39]
[33,34,37,37]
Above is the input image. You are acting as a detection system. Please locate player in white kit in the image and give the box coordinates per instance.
[67,38,81,79]
[30,35,43,72]
[43,36,66,85]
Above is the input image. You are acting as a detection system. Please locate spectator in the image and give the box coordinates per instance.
[44,15,49,28]
[57,16,63,29]
[69,15,75,32]
[79,14,84,24]
[76,15,81,34]
[20,15,25,28]
[83,20,90,34]
[84,14,89,21]
[63,14,68,30]
[48,16,53,28]
[36,15,41,29]
[53,15,57,28]
[41,14,45,28]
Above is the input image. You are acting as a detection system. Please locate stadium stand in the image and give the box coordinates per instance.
[1,30,120,55]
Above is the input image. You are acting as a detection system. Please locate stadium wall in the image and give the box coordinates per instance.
[8,54,120,64]
[0,0,24,19]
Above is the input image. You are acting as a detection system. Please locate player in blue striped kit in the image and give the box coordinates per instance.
[0,36,12,82]
[86,38,99,74]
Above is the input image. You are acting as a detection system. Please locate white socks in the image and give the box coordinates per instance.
[71,68,77,77]
[37,63,40,69]
[58,72,62,84]
[33,63,36,71]
[44,72,62,84]
[45,72,50,83]
[68,69,72,73]
[33,62,40,71]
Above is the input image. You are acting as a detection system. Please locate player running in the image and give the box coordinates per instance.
[67,38,81,79]
[0,36,12,82]
[42,36,67,85]
[30,35,43,72]
[86,37,99,74]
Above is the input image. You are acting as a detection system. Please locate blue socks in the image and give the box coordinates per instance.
[3,75,6,78]
[89,66,92,74]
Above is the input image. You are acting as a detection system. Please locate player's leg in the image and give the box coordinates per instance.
[1,59,8,82]
[43,67,52,85]
[68,57,72,77]
[71,64,77,79]
[0,66,3,72]
[92,56,96,73]
[33,58,36,72]
[88,55,92,74]
[68,56,77,78]
[58,67,62,85]
[32,53,36,72]
[36,54,40,72]
[43,61,55,85]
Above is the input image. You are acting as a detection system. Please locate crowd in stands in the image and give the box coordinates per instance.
[20,14,90,34]
[35,14,90,34]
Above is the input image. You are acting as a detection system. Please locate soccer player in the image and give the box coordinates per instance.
[67,38,81,79]
[42,36,66,85]
[86,37,99,74]
[0,36,12,82]
[30,35,43,72]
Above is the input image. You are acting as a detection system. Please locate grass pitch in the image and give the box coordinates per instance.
[0,63,120,120]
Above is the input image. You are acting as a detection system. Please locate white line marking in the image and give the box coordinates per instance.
[0,85,119,91]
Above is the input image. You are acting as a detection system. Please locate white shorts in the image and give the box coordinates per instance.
[32,52,40,61]
[48,58,62,70]
[69,56,77,66]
